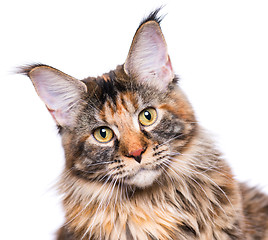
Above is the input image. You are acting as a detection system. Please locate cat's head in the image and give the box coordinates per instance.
[22,10,196,188]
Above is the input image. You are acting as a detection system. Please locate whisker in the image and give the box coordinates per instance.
[85,177,118,240]
[89,161,116,166]
[168,155,230,176]
[64,169,117,229]
[99,176,120,240]
[158,163,176,186]
[168,156,216,173]
[112,177,121,240]
[73,168,108,175]
[170,164,215,214]
[166,160,232,218]
[154,133,185,149]
[119,178,124,204]
[161,161,190,195]
[168,152,216,157]
[192,169,235,213]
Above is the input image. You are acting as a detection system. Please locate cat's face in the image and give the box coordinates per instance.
[64,75,196,188]
[23,12,196,188]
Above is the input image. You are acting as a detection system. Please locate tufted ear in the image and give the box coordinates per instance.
[124,18,174,90]
[23,65,87,127]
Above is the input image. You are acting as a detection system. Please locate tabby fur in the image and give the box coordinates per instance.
[22,9,268,240]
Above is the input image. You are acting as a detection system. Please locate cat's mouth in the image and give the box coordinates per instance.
[124,168,162,188]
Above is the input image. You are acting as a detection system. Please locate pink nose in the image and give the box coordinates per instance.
[129,148,144,157]
[128,148,145,163]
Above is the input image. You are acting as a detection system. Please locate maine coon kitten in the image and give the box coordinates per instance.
[22,9,268,240]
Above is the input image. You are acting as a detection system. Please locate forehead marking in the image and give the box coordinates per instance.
[100,93,138,129]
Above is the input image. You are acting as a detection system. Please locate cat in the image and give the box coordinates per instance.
[21,9,268,240]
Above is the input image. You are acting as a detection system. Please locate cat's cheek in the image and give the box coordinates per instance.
[150,121,183,144]
[73,139,116,167]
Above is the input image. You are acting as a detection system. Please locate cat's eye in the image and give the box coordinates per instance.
[93,127,114,143]
[139,108,157,126]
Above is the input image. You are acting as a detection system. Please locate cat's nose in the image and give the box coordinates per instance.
[128,148,146,163]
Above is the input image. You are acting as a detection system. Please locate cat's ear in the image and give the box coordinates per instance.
[124,19,174,90]
[22,65,87,127]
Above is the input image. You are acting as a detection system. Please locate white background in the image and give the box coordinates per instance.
[1,0,268,239]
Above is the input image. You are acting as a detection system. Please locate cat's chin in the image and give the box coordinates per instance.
[125,169,162,188]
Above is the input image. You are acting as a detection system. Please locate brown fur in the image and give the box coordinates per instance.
[55,65,268,240]
[22,9,268,240]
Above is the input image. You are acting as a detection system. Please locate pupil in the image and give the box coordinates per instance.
[100,128,107,138]
[144,111,151,120]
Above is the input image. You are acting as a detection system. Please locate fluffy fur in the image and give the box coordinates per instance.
[22,9,268,240]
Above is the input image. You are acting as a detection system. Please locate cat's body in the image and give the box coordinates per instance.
[22,10,268,240]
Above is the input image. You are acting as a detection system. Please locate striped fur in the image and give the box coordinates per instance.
[23,9,268,240]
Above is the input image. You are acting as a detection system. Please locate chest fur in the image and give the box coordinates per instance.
[66,198,187,239]
[63,186,242,240]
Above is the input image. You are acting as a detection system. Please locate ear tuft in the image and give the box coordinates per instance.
[138,7,164,28]
[21,64,87,127]
[18,63,47,76]
[124,10,174,91]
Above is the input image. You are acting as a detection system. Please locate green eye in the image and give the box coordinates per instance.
[139,108,157,126]
[93,127,114,143]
